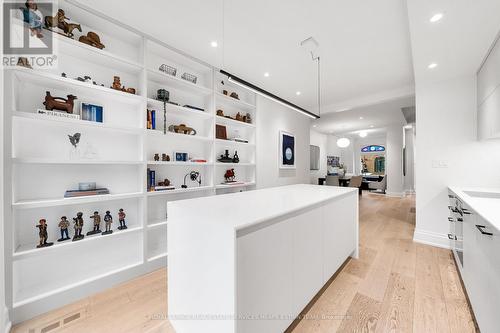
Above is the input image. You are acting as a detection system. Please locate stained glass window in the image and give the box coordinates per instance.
[361,145,385,153]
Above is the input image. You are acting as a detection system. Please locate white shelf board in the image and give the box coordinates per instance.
[13,158,144,165]
[12,192,144,210]
[215,139,255,147]
[12,68,144,105]
[147,98,213,119]
[13,226,143,261]
[215,162,255,167]
[215,92,256,111]
[148,220,168,228]
[147,185,214,196]
[215,182,256,189]
[13,261,143,308]
[146,129,213,142]
[56,33,143,74]
[13,111,144,134]
[147,69,212,96]
[215,115,255,129]
[147,252,168,262]
[147,161,212,166]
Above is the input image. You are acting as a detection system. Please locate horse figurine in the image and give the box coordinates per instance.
[59,21,81,38]
[44,9,81,38]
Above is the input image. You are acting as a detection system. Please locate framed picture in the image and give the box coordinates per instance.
[279,130,295,169]
[216,124,227,140]
[174,151,189,162]
[80,102,103,123]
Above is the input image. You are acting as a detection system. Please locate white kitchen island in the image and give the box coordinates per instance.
[167,184,359,333]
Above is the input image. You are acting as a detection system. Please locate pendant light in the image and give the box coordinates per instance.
[337,137,351,148]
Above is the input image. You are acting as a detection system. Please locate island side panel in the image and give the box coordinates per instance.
[168,200,236,333]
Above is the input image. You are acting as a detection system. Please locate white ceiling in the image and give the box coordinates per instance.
[72,0,415,114]
[311,96,414,136]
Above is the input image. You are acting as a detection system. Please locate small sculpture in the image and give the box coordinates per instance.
[158,178,171,186]
[235,112,243,122]
[182,171,202,188]
[59,21,81,38]
[218,149,233,163]
[168,124,197,135]
[111,76,123,91]
[230,92,239,100]
[162,153,170,161]
[72,212,84,241]
[36,219,54,248]
[57,216,70,242]
[223,90,228,96]
[125,88,136,94]
[224,169,236,182]
[244,113,252,124]
[68,133,81,148]
[44,8,81,38]
[102,211,113,235]
[216,109,224,117]
[118,209,127,230]
[87,211,102,235]
[157,89,169,102]
[232,151,240,163]
[79,31,105,49]
[154,153,160,161]
[61,72,67,78]
[159,64,177,76]
[17,57,32,69]
[43,91,77,114]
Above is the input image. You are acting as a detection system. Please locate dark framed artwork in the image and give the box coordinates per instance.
[279,130,295,169]
[216,124,227,140]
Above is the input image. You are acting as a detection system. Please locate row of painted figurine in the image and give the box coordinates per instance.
[35,209,127,249]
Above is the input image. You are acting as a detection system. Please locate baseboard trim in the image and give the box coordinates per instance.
[413,228,451,249]
[4,306,11,333]
[386,191,405,198]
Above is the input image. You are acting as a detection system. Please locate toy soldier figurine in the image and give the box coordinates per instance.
[102,210,113,235]
[87,211,102,235]
[36,219,54,248]
[72,212,84,241]
[118,208,127,230]
[57,216,70,242]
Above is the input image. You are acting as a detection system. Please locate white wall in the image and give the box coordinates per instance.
[414,75,500,248]
[386,126,404,196]
[309,130,328,184]
[256,96,311,188]
[403,127,416,193]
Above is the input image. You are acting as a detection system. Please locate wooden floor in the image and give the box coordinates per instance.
[12,192,477,333]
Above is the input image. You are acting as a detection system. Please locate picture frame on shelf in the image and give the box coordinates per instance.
[279,130,295,169]
[174,151,189,162]
[80,102,104,123]
[216,124,227,140]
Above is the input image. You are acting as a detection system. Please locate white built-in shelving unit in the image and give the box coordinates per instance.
[2,0,257,322]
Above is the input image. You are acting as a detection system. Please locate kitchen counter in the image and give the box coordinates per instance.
[448,186,500,232]
[167,184,359,333]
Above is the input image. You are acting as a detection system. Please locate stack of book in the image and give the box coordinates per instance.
[64,188,110,198]
[147,109,156,130]
[38,109,80,120]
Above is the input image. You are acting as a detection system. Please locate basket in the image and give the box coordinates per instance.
[159,64,177,76]
[181,72,197,84]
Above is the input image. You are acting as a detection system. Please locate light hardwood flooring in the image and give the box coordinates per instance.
[12,192,477,333]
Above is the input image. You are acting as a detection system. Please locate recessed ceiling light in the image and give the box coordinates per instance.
[296,91,301,95]
[428,62,438,69]
[370,125,374,128]
[210,41,218,47]
[430,13,444,23]
[264,72,270,77]
[359,116,364,120]
[359,131,367,138]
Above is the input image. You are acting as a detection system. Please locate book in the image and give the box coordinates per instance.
[154,186,175,191]
[64,188,109,198]
[81,103,103,123]
[37,109,80,120]
[151,110,156,129]
[147,169,156,190]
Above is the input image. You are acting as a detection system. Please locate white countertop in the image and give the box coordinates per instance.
[449,186,500,232]
[168,184,358,231]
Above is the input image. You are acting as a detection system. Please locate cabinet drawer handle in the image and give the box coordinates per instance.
[448,217,454,222]
[462,208,471,215]
[475,225,493,236]
[448,233,457,240]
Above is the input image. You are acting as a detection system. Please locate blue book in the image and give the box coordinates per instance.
[81,103,103,123]
[151,110,156,129]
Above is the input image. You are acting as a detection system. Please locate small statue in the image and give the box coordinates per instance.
[224,169,236,182]
[87,211,102,235]
[102,211,113,235]
[157,89,169,102]
[216,109,224,117]
[168,124,197,135]
[79,31,105,49]
[43,91,77,114]
[154,153,160,161]
[125,87,136,95]
[244,113,252,124]
[61,72,67,78]
[235,112,243,122]
[230,92,239,100]
[232,151,240,163]
[36,219,54,248]
[158,178,171,186]
[110,76,124,91]
[223,90,228,96]
[118,209,127,230]
[162,153,170,161]
[72,212,84,241]
[57,216,70,242]
[218,149,233,163]
[68,133,81,148]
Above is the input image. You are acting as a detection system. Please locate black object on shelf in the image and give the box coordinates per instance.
[183,105,204,112]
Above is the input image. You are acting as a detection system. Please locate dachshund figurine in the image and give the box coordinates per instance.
[43,91,77,114]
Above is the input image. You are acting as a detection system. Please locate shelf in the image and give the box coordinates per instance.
[12,111,144,134]
[13,226,143,261]
[148,220,168,228]
[147,69,212,96]
[12,68,144,105]
[215,92,256,112]
[147,252,168,262]
[146,129,213,142]
[215,115,255,129]
[147,185,214,196]
[147,98,213,119]
[13,158,144,165]
[12,192,144,210]
[56,33,143,74]
[147,161,213,166]
[215,139,255,147]
[215,162,255,167]
[215,182,256,189]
